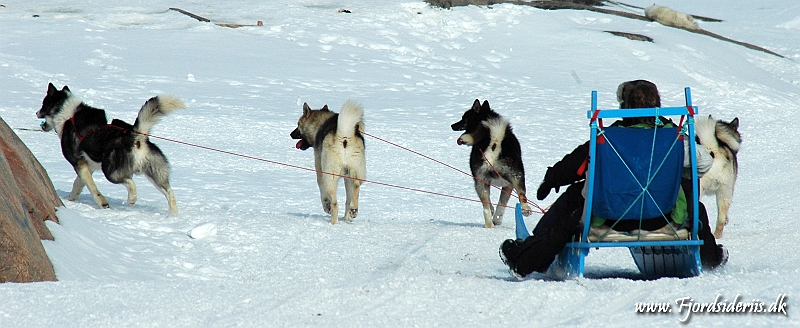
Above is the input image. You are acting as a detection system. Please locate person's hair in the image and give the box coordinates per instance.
[619,80,661,109]
[618,80,661,126]
[625,86,660,109]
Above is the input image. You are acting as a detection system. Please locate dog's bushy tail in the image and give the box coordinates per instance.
[337,99,364,138]
[694,116,719,150]
[133,95,186,138]
[483,117,509,145]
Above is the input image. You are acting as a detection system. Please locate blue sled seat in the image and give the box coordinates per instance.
[516,88,704,279]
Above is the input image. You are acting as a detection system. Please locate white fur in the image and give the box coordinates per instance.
[52,95,83,137]
[135,95,186,136]
[694,115,739,238]
[336,99,364,138]
[645,4,699,31]
[694,116,721,155]
[313,100,366,224]
[457,133,475,146]
[481,117,508,165]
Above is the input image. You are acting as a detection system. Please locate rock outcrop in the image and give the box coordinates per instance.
[0,116,60,282]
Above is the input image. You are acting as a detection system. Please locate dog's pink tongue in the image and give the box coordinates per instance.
[457,138,463,145]
[295,140,304,149]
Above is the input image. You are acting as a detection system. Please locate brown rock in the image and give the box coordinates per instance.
[0,116,60,282]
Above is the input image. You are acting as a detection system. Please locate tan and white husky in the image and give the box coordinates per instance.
[695,115,741,238]
[290,100,366,224]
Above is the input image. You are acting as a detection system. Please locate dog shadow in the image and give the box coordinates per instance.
[434,220,505,229]
[286,212,341,222]
[55,190,107,207]
[55,190,162,213]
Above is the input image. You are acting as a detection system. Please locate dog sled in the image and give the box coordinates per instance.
[516,88,703,279]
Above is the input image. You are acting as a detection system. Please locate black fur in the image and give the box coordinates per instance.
[36,83,179,214]
[452,99,531,227]
[41,90,168,184]
[315,114,340,148]
[452,100,525,181]
[289,127,309,150]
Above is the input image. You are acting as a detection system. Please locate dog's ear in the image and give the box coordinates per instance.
[481,100,491,112]
[471,99,481,112]
[707,114,713,120]
[302,102,311,116]
[729,117,739,130]
[61,85,70,92]
[47,83,57,95]
[321,105,329,112]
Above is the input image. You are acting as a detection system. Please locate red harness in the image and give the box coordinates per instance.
[68,116,126,144]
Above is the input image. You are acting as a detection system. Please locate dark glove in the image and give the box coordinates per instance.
[536,180,560,201]
[536,167,561,200]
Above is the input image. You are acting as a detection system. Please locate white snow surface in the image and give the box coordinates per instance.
[1,0,799,326]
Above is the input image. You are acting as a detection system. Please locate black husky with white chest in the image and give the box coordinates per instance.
[36,83,185,215]
[452,99,533,228]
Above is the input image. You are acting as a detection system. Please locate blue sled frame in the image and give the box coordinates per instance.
[516,88,704,280]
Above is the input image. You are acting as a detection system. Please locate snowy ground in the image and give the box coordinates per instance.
[1,0,799,326]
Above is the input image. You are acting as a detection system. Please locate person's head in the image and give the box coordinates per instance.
[616,80,661,125]
[617,80,661,109]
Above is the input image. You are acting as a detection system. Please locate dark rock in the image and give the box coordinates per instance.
[605,31,654,42]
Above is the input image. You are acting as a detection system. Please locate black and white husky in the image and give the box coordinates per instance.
[36,83,185,215]
[451,99,533,228]
[290,100,366,224]
[695,115,741,238]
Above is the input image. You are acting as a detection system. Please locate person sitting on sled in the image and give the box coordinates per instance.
[500,80,728,280]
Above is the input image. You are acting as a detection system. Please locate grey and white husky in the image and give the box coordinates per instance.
[290,100,366,224]
[695,115,741,238]
[36,83,185,216]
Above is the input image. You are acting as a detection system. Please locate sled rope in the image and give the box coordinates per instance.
[359,130,517,197]
[125,130,517,210]
[478,148,548,214]
[361,130,547,214]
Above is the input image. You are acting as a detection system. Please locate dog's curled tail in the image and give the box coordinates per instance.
[337,99,364,138]
[483,117,509,146]
[694,115,718,150]
[133,95,186,137]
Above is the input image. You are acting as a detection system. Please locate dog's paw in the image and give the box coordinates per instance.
[349,208,358,219]
[492,216,502,226]
[95,195,110,209]
[66,194,80,201]
[521,204,533,217]
[322,200,332,214]
[714,230,724,239]
[127,196,137,206]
